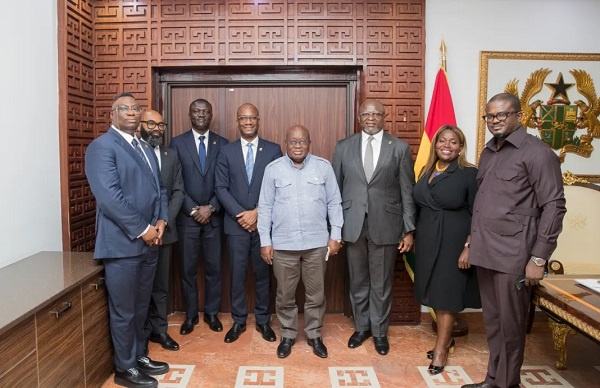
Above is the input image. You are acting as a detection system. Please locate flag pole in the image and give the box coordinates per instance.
[440,38,447,71]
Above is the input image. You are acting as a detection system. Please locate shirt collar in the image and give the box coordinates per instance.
[284,153,312,169]
[485,125,527,151]
[361,129,384,143]
[112,125,136,144]
[241,136,259,148]
[192,128,210,140]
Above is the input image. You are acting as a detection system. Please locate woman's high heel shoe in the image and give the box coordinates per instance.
[428,346,450,375]
[426,338,455,360]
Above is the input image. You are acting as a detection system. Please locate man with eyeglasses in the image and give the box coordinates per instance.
[462,93,566,388]
[258,125,343,359]
[85,93,170,387]
[215,103,282,344]
[138,110,185,353]
[332,99,416,356]
[170,99,229,336]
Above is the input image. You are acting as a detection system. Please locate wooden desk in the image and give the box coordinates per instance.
[533,275,600,369]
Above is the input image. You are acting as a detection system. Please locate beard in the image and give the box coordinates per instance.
[141,128,163,147]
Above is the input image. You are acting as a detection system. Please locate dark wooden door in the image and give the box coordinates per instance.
[166,82,352,315]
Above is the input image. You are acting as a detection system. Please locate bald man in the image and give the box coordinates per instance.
[333,99,416,356]
[258,125,343,359]
[215,103,282,343]
[139,110,185,352]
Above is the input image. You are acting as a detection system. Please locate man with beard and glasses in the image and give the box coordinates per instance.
[138,110,185,353]
[170,99,229,336]
[215,103,282,344]
[85,93,169,388]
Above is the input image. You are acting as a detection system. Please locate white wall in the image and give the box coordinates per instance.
[0,1,62,268]
[425,0,600,163]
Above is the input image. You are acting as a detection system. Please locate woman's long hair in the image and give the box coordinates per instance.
[418,125,475,180]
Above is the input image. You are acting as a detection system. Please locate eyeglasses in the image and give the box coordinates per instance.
[287,140,309,147]
[482,111,520,122]
[113,105,142,114]
[359,112,385,119]
[237,115,258,121]
[140,120,167,131]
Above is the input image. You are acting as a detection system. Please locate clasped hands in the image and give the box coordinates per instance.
[236,209,258,232]
[141,220,166,246]
[192,205,212,224]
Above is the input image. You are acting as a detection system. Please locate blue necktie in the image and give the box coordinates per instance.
[132,138,152,172]
[246,143,254,183]
[198,135,206,174]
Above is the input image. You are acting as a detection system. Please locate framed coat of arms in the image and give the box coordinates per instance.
[477,51,600,182]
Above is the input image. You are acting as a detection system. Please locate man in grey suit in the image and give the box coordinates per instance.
[332,99,416,356]
[140,110,185,352]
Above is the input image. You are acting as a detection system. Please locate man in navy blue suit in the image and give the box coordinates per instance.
[85,92,170,388]
[170,99,229,335]
[215,103,282,343]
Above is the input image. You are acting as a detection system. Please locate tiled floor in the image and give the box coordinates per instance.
[101,312,600,387]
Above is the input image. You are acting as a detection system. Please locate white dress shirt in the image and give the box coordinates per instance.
[361,129,384,168]
[153,146,162,171]
[193,129,210,154]
[241,136,259,163]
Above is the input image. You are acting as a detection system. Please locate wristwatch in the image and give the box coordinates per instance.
[531,256,547,267]
[208,204,216,213]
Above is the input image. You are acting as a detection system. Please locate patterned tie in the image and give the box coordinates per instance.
[198,135,206,174]
[132,138,152,172]
[246,143,254,183]
[364,135,374,182]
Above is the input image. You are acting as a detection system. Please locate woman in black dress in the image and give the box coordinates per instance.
[413,125,481,374]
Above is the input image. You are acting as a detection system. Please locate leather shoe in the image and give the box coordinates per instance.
[180,315,199,335]
[307,337,328,358]
[256,323,276,342]
[136,356,169,376]
[149,332,179,351]
[348,330,372,348]
[224,323,246,343]
[277,337,295,358]
[114,367,157,387]
[203,314,223,332]
[461,383,499,388]
[373,336,390,355]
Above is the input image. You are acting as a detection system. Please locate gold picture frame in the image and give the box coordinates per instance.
[477,51,600,182]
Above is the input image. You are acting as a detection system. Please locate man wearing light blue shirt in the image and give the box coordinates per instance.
[258,125,343,359]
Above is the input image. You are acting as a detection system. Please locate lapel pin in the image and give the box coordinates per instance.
[164,151,168,156]
[388,140,392,144]
[259,147,263,151]
[213,141,217,145]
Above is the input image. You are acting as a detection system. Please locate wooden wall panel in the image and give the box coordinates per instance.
[58,0,424,323]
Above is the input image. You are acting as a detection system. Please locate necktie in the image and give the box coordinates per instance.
[198,135,206,174]
[132,138,152,172]
[246,143,254,183]
[364,135,374,182]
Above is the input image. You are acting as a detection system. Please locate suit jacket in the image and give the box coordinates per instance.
[157,145,185,245]
[332,131,416,245]
[85,127,168,259]
[169,129,229,227]
[215,138,282,235]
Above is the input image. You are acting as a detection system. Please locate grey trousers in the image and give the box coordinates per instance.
[273,247,328,340]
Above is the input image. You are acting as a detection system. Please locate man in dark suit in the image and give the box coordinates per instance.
[139,110,185,352]
[215,103,282,343]
[170,99,229,335]
[85,93,170,388]
[332,99,416,356]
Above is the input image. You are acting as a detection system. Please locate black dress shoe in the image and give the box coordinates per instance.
[373,336,390,355]
[114,367,157,388]
[149,332,180,351]
[136,356,169,376]
[256,323,276,342]
[203,314,223,332]
[224,323,247,343]
[307,337,328,358]
[427,338,455,359]
[180,315,199,335]
[277,337,295,358]
[461,383,499,388]
[348,330,372,348]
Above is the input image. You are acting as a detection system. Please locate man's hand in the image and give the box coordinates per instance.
[261,246,274,265]
[524,258,546,286]
[237,209,258,232]
[458,247,470,269]
[398,232,414,253]
[141,226,158,246]
[192,206,212,224]
[327,239,342,256]
[154,220,167,246]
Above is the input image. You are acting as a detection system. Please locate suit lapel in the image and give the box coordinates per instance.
[252,139,269,187]
[370,132,393,182]
[351,134,368,183]
[109,129,157,188]
[232,139,250,186]
[140,139,160,190]
[184,130,203,175]
[205,132,219,173]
